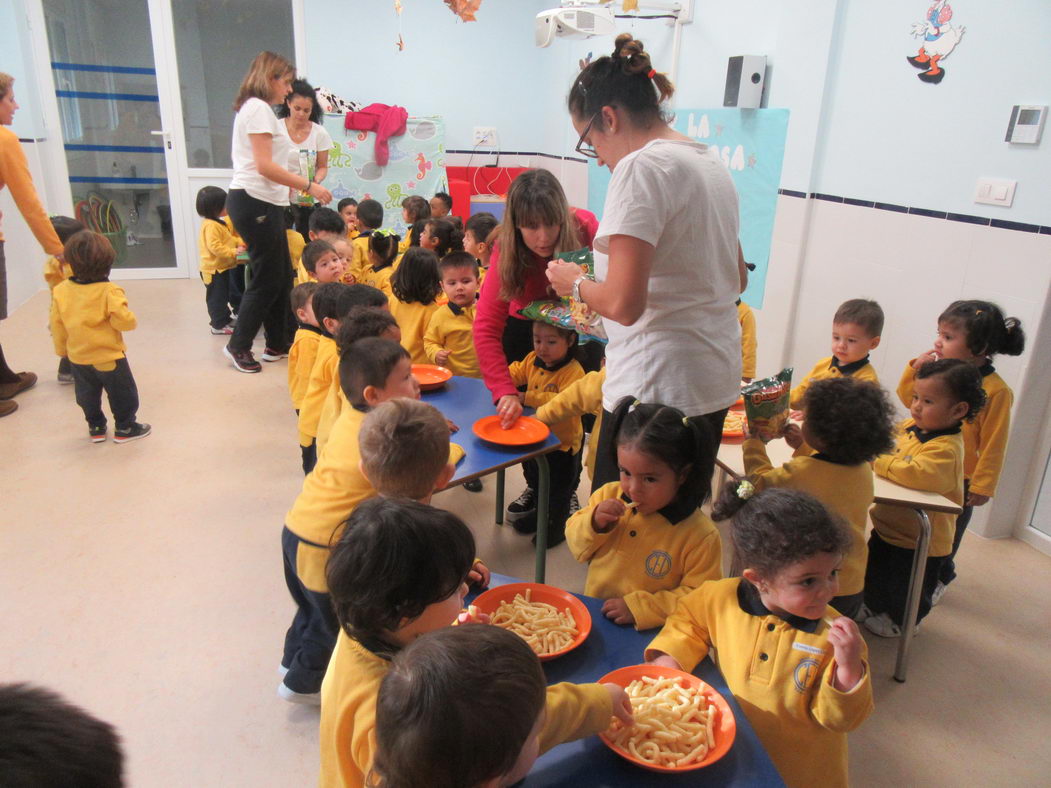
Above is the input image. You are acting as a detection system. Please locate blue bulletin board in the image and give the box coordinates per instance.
[586,108,789,309]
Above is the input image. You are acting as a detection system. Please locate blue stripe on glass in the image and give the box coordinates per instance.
[56,90,159,102]
[52,62,156,76]
[65,144,164,154]
[69,176,167,185]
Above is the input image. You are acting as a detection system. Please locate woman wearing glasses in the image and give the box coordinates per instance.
[547,34,748,487]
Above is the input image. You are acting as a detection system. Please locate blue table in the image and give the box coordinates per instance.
[423,376,562,582]
[475,574,785,787]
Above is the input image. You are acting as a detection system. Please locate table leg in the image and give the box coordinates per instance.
[894,509,932,683]
[534,454,550,583]
[494,469,505,525]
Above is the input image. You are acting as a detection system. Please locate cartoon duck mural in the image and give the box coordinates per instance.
[907,1,965,84]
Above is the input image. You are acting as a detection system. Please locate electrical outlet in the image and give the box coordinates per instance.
[473,126,497,147]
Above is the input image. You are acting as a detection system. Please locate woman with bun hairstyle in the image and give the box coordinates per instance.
[547,34,748,489]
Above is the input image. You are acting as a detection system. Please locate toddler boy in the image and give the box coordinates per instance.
[302,239,347,284]
[423,251,480,378]
[349,199,383,283]
[429,191,452,219]
[337,197,359,240]
[288,281,322,421]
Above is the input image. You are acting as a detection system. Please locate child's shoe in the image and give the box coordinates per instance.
[463,479,483,493]
[569,491,581,514]
[931,581,948,606]
[89,425,107,443]
[531,518,567,550]
[506,488,536,522]
[210,324,234,335]
[57,371,75,384]
[863,612,903,638]
[277,681,320,706]
[224,345,261,373]
[113,422,151,444]
[261,347,289,362]
[853,604,872,624]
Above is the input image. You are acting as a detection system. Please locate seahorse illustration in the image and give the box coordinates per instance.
[385,183,408,210]
[415,153,432,181]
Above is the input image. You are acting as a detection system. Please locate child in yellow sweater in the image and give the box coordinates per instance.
[399,195,430,254]
[195,186,245,336]
[43,216,85,384]
[49,231,150,443]
[737,299,757,382]
[349,199,384,283]
[535,367,605,490]
[566,399,723,630]
[647,487,872,788]
[424,251,480,378]
[359,231,400,298]
[864,359,986,638]
[287,282,321,471]
[389,247,442,364]
[302,239,347,285]
[337,197,360,241]
[895,299,1025,604]
[463,211,498,287]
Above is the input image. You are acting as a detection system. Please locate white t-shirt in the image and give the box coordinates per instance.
[594,138,742,416]
[230,97,293,205]
[279,120,333,205]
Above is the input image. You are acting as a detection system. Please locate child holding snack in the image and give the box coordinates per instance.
[389,247,442,364]
[423,251,480,378]
[43,216,85,383]
[349,198,383,283]
[399,195,430,253]
[566,398,722,630]
[419,217,464,259]
[790,299,883,409]
[895,300,1025,603]
[647,487,872,788]
[360,231,400,298]
[864,359,986,637]
[196,186,245,335]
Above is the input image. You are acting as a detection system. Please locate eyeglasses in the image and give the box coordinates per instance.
[574,112,600,159]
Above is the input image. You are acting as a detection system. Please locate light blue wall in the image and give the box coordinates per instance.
[0,0,47,139]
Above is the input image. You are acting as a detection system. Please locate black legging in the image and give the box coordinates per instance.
[226,189,293,353]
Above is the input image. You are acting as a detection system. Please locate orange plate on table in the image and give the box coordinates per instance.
[412,364,452,390]
[722,410,747,439]
[472,415,550,446]
[471,582,591,661]
[598,664,736,773]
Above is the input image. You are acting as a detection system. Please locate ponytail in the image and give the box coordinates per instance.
[368,231,401,271]
[939,300,1026,359]
[426,218,464,259]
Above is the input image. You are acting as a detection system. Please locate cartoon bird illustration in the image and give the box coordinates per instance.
[907,1,965,84]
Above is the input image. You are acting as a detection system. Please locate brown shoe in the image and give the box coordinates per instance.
[0,399,17,417]
[0,371,38,399]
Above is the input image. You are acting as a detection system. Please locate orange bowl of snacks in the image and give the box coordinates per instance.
[722,409,747,439]
[598,664,736,773]
[471,582,591,661]
[412,364,452,390]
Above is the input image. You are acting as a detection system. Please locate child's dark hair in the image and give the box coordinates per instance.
[465,211,498,248]
[276,78,322,123]
[337,197,358,212]
[302,239,336,273]
[802,378,895,464]
[445,214,463,232]
[194,185,227,220]
[533,320,579,362]
[939,300,1026,359]
[290,281,319,314]
[50,215,86,244]
[606,397,715,512]
[392,247,441,305]
[713,487,852,579]
[437,250,479,278]
[401,195,430,224]
[369,232,401,271]
[311,282,351,327]
[0,682,124,787]
[408,218,427,247]
[834,298,884,338]
[335,306,399,353]
[326,497,475,643]
[424,218,464,258]
[372,626,545,788]
[339,336,410,407]
[64,230,115,282]
[915,359,987,423]
[357,198,383,230]
[432,192,453,212]
[308,206,346,236]
[568,33,674,129]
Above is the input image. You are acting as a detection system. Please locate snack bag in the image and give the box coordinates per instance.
[292,149,317,206]
[553,247,607,341]
[742,368,793,440]
[517,300,607,345]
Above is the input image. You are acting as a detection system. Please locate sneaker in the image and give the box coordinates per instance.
[506,488,536,521]
[261,347,289,362]
[277,664,289,678]
[210,324,234,335]
[463,479,483,493]
[277,681,320,706]
[57,371,75,384]
[569,491,581,515]
[931,581,948,606]
[853,604,872,624]
[532,519,567,549]
[113,422,151,444]
[863,612,903,639]
[89,425,107,443]
[224,345,261,373]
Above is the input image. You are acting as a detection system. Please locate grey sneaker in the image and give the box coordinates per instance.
[278,682,320,706]
[506,488,536,521]
[113,422,151,444]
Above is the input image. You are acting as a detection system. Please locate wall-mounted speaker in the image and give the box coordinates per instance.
[724,55,767,109]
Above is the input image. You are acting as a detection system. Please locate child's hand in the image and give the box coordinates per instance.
[446,418,459,434]
[782,422,804,449]
[646,652,683,670]
[457,605,491,625]
[236,244,246,254]
[592,499,626,533]
[747,422,771,443]
[468,559,491,589]
[435,349,451,366]
[967,492,990,507]
[912,350,939,369]
[827,616,865,691]
[601,683,634,726]
[601,598,635,626]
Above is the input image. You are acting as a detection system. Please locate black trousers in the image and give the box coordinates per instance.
[863,531,944,627]
[281,526,339,694]
[71,357,139,429]
[291,204,314,244]
[202,269,237,329]
[226,190,293,353]
[521,448,581,535]
[939,480,971,585]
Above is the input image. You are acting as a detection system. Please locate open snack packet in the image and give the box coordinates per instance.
[742,368,793,440]
[553,247,608,342]
[518,300,607,345]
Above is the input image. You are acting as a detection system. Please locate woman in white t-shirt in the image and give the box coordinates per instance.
[224,52,333,374]
[277,79,332,242]
[547,34,748,489]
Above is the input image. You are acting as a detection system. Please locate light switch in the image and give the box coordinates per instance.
[974,177,1016,207]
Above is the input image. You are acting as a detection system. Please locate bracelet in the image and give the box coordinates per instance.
[571,275,586,303]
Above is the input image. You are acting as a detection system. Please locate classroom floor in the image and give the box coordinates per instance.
[2,279,1049,787]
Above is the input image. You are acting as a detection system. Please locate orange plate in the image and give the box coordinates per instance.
[598,665,736,772]
[412,364,452,390]
[731,395,745,411]
[472,415,550,446]
[471,582,591,661]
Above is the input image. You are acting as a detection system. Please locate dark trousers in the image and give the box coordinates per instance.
[226,190,293,353]
[291,204,314,244]
[521,448,581,536]
[71,357,139,429]
[281,526,339,694]
[939,480,971,586]
[229,264,245,314]
[202,269,237,329]
[864,530,945,627]
[301,440,317,476]
[830,591,864,620]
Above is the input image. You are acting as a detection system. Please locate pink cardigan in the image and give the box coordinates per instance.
[474,208,598,403]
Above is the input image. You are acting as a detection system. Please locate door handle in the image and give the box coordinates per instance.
[150,129,172,150]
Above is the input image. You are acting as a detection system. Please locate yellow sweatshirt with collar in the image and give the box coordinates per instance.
[896,361,1013,498]
[288,324,325,411]
[566,482,723,630]
[197,218,240,284]
[790,356,879,409]
[349,232,373,284]
[737,300,757,379]
[297,336,338,446]
[870,418,964,557]
[49,280,136,367]
[43,255,73,291]
[646,578,873,788]
[423,302,479,378]
[389,298,441,365]
[360,263,394,299]
[509,351,585,452]
[287,229,306,274]
[743,439,873,596]
[315,382,348,456]
[535,369,605,480]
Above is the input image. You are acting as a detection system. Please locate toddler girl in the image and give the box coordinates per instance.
[399,195,430,253]
[419,217,464,259]
[646,487,872,788]
[360,230,400,298]
[566,398,722,630]
[389,247,442,364]
[195,186,245,335]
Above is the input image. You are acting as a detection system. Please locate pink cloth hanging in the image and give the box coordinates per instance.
[344,104,408,167]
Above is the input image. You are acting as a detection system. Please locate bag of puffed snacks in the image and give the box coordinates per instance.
[517,300,606,345]
[553,248,607,341]
[742,368,793,440]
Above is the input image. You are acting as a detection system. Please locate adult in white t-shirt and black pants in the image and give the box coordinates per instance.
[224,52,332,374]
[547,35,748,489]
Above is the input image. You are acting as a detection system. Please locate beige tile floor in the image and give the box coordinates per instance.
[2,278,1049,787]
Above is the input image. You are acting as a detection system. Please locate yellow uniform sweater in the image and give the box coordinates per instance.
[360,263,394,299]
[535,369,605,480]
[790,356,879,409]
[287,229,306,274]
[397,233,411,254]
[288,324,324,411]
[896,361,1013,498]
[297,336,338,446]
[737,300,757,379]
[198,219,240,284]
[294,261,313,288]
[509,352,586,452]
[423,302,479,378]
[389,298,441,365]
[870,419,964,557]
[566,482,723,630]
[0,127,63,255]
[647,578,873,788]
[743,439,873,596]
[43,255,73,291]
[349,232,373,283]
[315,382,348,456]
[49,280,136,366]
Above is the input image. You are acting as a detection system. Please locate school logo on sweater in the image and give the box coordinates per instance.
[793,657,820,693]
[645,550,672,579]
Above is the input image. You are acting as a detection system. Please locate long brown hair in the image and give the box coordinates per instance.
[232,52,294,112]
[0,72,14,102]
[567,33,674,128]
[496,169,580,301]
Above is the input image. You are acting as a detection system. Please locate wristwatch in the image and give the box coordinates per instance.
[571,275,585,303]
